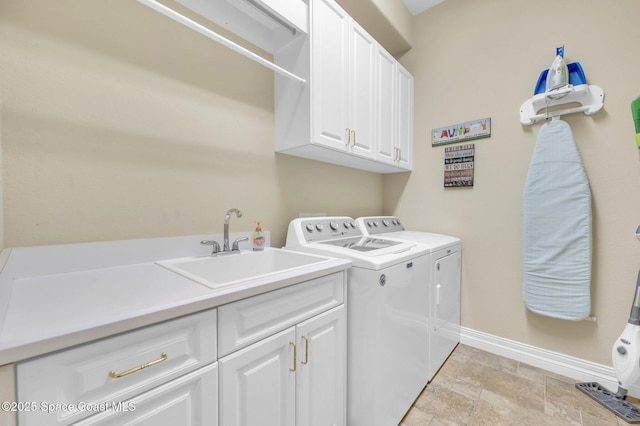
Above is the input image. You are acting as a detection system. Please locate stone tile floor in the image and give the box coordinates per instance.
[400,344,637,425]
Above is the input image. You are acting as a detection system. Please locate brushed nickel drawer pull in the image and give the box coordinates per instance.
[109,353,167,379]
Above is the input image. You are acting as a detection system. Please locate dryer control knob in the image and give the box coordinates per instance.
[343,222,350,229]
[382,219,390,227]
[367,220,374,228]
[305,224,314,232]
[329,221,339,231]
[315,224,324,231]
[350,221,356,228]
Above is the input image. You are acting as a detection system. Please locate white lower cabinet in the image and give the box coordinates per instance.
[220,306,345,426]
[16,273,347,426]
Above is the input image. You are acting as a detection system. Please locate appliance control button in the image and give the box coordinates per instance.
[305,224,314,232]
[316,224,324,231]
[373,221,378,227]
[343,222,350,229]
[382,219,390,227]
[367,220,373,228]
[329,221,339,231]
[350,221,356,228]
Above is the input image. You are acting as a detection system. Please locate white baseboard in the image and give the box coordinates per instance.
[460,326,640,397]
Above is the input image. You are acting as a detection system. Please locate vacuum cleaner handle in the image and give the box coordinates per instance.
[632,225,640,325]
[629,270,640,326]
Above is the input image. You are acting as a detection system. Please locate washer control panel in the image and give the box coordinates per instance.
[297,217,362,243]
[358,216,405,234]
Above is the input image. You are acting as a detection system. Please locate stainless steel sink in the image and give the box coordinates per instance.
[156,248,333,289]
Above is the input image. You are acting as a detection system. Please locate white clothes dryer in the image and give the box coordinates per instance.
[285,217,431,426]
[356,216,462,382]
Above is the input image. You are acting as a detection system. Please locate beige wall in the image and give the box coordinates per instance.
[337,0,412,57]
[0,0,383,249]
[388,0,640,365]
[2,0,640,371]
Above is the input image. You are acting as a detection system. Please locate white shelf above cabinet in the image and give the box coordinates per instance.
[173,0,308,54]
[137,0,307,84]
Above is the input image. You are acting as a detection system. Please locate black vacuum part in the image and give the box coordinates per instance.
[576,382,640,423]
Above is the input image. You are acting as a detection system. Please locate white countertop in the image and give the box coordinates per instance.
[0,233,350,365]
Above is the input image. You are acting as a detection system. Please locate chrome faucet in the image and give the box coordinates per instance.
[224,208,243,252]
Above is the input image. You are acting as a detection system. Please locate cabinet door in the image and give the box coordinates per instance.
[219,328,296,426]
[348,21,376,159]
[72,363,218,426]
[396,63,414,170]
[311,0,349,151]
[375,45,397,165]
[296,306,346,426]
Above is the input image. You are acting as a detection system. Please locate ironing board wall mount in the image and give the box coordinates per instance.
[520,84,605,126]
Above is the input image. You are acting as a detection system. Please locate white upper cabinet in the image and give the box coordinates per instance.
[374,45,397,166]
[376,58,413,170]
[310,0,349,152]
[396,63,414,169]
[310,0,376,160]
[274,0,413,174]
[348,20,377,160]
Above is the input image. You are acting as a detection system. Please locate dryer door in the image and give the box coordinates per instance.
[429,247,461,381]
[434,250,460,332]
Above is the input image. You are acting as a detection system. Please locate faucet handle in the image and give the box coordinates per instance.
[200,240,221,255]
[232,237,249,251]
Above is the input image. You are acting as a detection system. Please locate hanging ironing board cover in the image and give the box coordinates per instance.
[522,119,592,320]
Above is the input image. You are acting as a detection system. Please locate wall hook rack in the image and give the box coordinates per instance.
[520,84,605,125]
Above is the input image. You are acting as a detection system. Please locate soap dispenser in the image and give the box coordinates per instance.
[252,222,265,251]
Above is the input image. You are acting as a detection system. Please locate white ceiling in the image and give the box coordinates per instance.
[402,0,446,16]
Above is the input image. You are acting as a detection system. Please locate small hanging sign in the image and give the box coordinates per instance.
[432,118,491,146]
[444,144,474,187]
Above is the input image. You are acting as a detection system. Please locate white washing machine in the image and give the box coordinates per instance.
[356,216,462,382]
[285,217,431,426]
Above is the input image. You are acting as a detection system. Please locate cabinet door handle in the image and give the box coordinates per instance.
[345,128,351,146]
[301,336,309,365]
[109,353,167,379]
[289,341,297,372]
[350,130,356,147]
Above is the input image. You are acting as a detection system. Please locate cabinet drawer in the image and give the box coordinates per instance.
[218,272,344,357]
[17,309,217,426]
[72,362,218,426]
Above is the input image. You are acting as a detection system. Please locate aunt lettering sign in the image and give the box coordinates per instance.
[432,118,491,146]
